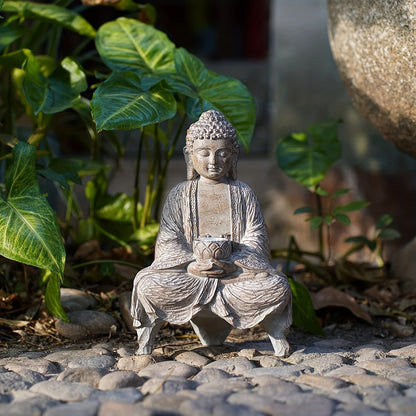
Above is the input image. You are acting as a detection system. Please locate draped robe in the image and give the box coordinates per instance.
[131,179,291,330]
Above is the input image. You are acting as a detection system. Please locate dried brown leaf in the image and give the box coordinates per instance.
[311,286,373,323]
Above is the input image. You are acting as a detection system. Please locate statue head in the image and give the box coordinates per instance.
[184,110,239,181]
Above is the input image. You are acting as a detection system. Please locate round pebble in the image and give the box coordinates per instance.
[98,371,143,390]
[55,310,119,340]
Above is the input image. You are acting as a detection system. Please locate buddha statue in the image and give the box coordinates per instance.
[131,110,292,356]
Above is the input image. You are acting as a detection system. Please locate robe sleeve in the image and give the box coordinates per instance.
[150,183,195,270]
[230,183,274,271]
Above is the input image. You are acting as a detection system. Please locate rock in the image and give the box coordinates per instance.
[389,343,416,360]
[297,374,349,390]
[196,378,251,394]
[55,310,119,340]
[87,387,143,404]
[141,377,197,395]
[141,392,188,411]
[328,0,416,157]
[60,288,97,311]
[0,371,32,394]
[192,368,232,384]
[67,355,116,369]
[98,371,144,390]
[98,401,153,416]
[44,401,99,416]
[204,356,256,376]
[138,361,198,379]
[173,350,211,367]
[29,380,96,402]
[356,357,411,374]
[116,355,155,371]
[57,367,109,387]
[5,359,59,375]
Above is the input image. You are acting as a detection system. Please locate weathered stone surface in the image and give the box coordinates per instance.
[29,380,96,402]
[67,355,116,369]
[141,392,188,411]
[297,374,349,390]
[192,368,233,383]
[98,401,153,416]
[356,357,411,374]
[87,387,143,404]
[0,371,32,394]
[204,357,256,376]
[328,0,416,157]
[60,288,97,312]
[98,371,143,390]
[116,355,156,371]
[138,361,198,379]
[196,378,251,394]
[141,377,197,395]
[57,367,109,387]
[389,343,416,360]
[173,350,212,367]
[5,359,59,375]
[55,310,118,340]
[44,401,99,416]
[227,391,282,415]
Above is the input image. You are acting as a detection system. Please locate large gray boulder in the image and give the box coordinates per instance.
[327,0,416,157]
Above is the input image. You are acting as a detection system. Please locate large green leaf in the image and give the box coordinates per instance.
[91,72,176,131]
[290,278,324,335]
[171,48,255,151]
[22,54,87,114]
[276,120,342,188]
[0,142,65,275]
[96,17,175,75]
[2,1,96,38]
[0,25,24,52]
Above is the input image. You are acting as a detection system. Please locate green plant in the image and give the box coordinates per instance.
[276,120,369,263]
[343,213,401,266]
[0,1,256,318]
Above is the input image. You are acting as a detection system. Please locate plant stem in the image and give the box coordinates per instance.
[133,129,144,231]
[140,135,155,228]
[315,188,325,260]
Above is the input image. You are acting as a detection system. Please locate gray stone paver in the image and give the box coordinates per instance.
[1,331,415,415]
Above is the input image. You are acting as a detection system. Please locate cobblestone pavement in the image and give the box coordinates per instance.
[0,325,415,416]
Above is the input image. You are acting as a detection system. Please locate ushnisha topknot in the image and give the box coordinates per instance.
[186,110,238,151]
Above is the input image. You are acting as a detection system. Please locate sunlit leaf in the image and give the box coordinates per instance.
[2,1,96,38]
[96,17,175,74]
[276,120,342,188]
[0,142,65,275]
[331,188,350,198]
[91,73,176,131]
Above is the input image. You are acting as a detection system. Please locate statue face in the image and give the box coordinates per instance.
[191,138,233,183]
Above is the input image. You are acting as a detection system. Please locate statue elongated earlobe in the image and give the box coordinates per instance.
[229,147,239,180]
[183,147,196,180]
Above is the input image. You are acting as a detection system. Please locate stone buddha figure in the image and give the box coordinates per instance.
[131,110,292,356]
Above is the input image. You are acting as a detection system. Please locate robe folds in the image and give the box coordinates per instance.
[131,179,292,330]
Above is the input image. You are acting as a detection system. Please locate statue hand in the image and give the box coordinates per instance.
[187,261,226,278]
[211,259,237,275]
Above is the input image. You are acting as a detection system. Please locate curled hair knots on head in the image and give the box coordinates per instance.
[185,110,239,153]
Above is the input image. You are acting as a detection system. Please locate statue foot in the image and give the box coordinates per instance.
[135,319,164,355]
[136,344,153,355]
[268,333,290,357]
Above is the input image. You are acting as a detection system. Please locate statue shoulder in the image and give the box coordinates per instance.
[230,179,256,196]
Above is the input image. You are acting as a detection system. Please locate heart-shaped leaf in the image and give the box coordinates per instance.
[23,55,87,114]
[91,72,176,131]
[276,120,342,188]
[0,142,65,275]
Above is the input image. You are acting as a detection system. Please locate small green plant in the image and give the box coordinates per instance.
[343,213,401,266]
[274,119,402,334]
